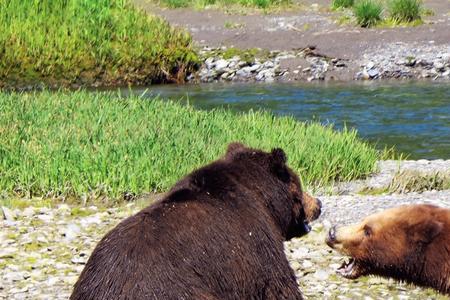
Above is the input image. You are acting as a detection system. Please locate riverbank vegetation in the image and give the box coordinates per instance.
[0,91,383,202]
[353,0,383,27]
[333,0,425,27]
[153,0,291,9]
[0,0,198,88]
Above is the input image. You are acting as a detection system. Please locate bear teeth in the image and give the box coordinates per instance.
[337,258,355,277]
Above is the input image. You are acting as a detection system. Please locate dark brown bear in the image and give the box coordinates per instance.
[71,142,322,300]
[326,204,450,294]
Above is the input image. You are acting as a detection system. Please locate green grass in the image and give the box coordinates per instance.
[388,0,421,22]
[0,90,382,201]
[154,0,291,9]
[0,0,198,88]
[332,0,354,9]
[353,0,383,27]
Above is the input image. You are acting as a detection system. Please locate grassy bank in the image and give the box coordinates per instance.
[0,90,382,201]
[0,0,198,88]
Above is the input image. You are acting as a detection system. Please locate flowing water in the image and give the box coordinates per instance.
[130,81,450,159]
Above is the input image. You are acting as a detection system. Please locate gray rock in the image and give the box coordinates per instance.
[263,61,274,68]
[367,68,379,79]
[313,269,330,280]
[204,57,215,68]
[0,247,18,258]
[22,207,35,218]
[335,61,346,67]
[3,272,27,282]
[235,68,250,78]
[433,60,445,71]
[366,61,375,70]
[63,223,81,240]
[214,59,229,72]
[37,214,53,222]
[248,64,261,72]
[2,206,16,221]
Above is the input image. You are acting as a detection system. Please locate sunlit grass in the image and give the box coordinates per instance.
[0,0,198,88]
[388,0,422,22]
[353,0,383,27]
[0,90,383,201]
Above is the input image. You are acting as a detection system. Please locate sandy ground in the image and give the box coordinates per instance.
[134,0,450,58]
[133,0,450,81]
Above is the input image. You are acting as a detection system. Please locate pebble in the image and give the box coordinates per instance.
[2,206,16,221]
[194,47,343,83]
[357,43,450,80]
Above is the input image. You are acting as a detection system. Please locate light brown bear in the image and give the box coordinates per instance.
[326,204,450,294]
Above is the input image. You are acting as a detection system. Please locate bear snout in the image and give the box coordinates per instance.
[326,225,338,247]
[302,192,322,222]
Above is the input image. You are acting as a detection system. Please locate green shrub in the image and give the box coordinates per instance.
[388,0,421,22]
[0,0,198,88]
[165,0,191,7]
[353,0,383,27]
[332,0,354,9]
[252,0,271,8]
[0,90,381,200]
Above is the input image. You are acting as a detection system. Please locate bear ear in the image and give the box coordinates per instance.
[226,142,246,157]
[270,148,287,165]
[412,220,443,244]
[270,148,289,182]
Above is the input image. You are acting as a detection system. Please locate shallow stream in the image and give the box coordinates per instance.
[131,81,450,159]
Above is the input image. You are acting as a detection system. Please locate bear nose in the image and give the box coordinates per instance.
[328,225,337,242]
[317,198,322,213]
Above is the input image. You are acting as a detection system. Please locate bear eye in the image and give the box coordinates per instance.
[363,225,372,237]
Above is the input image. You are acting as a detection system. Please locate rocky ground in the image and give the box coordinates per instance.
[134,0,450,82]
[1,160,450,299]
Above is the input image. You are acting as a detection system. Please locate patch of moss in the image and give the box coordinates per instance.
[6,232,18,239]
[24,242,42,252]
[26,256,38,264]
[0,197,52,209]
[224,21,245,29]
[70,207,94,217]
[30,219,44,227]
[357,186,389,196]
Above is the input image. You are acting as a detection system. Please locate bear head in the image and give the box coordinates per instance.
[224,142,322,239]
[325,204,444,281]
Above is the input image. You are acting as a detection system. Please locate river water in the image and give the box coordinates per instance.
[131,81,450,159]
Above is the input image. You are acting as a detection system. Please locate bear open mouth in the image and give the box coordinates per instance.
[336,258,364,279]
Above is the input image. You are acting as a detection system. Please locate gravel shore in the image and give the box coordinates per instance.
[1,160,449,299]
[193,44,450,83]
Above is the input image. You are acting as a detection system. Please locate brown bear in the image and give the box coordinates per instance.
[71,142,322,300]
[326,204,450,294]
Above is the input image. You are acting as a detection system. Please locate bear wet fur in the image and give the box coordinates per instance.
[326,204,450,294]
[71,143,322,300]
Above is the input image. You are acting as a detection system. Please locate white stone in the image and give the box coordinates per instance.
[1,206,16,221]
